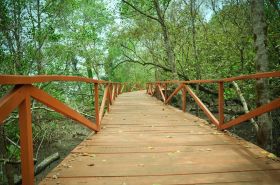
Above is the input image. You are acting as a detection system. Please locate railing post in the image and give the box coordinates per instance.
[118,84,122,94]
[94,83,100,129]
[181,86,186,112]
[115,84,119,98]
[106,84,110,112]
[19,95,34,185]
[121,83,125,93]
[218,82,224,127]
[113,84,117,100]
[111,84,115,101]
[164,83,168,99]
[109,84,113,105]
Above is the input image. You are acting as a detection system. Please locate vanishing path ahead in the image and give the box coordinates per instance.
[40,91,280,185]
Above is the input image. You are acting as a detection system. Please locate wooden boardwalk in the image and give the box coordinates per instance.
[39,91,280,185]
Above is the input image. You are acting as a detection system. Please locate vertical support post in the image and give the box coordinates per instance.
[218,82,224,127]
[106,84,110,112]
[181,87,186,112]
[118,84,120,95]
[121,83,125,94]
[19,95,34,185]
[109,84,113,105]
[111,84,115,101]
[119,84,122,94]
[115,84,118,98]
[94,83,100,129]
[113,84,116,100]
[164,83,168,99]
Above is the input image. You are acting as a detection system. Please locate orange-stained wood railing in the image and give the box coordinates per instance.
[0,75,124,185]
[146,71,280,130]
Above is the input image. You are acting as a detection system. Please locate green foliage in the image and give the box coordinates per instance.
[0,0,280,182]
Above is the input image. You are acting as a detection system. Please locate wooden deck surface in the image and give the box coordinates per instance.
[39,91,280,185]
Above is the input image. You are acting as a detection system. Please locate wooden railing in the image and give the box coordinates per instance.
[146,71,280,130]
[0,75,123,185]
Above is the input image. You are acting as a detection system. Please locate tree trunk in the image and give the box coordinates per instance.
[232,81,259,131]
[190,0,200,116]
[36,0,44,74]
[12,0,23,75]
[251,0,272,149]
[153,0,177,79]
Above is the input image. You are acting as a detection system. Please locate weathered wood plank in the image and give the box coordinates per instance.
[39,91,280,185]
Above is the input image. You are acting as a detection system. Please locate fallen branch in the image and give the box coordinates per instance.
[34,152,60,175]
[15,152,60,185]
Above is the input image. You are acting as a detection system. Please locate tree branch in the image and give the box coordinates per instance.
[122,0,160,22]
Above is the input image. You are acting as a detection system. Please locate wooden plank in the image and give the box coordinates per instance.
[40,170,280,185]
[165,84,184,104]
[19,95,34,185]
[0,85,27,124]
[94,83,100,128]
[218,82,224,126]
[181,87,186,112]
[185,85,219,127]
[99,85,109,121]
[39,91,280,185]
[29,85,98,131]
[222,71,280,82]
[148,71,280,84]
[221,97,280,130]
[0,75,105,84]
[111,85,115,101]
[157,84,166,102]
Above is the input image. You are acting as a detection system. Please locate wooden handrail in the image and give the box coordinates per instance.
[0,75,124,185]
[147,71,280,130]
[147,71,280,84]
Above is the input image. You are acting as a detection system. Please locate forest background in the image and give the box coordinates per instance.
[0,0,279,184]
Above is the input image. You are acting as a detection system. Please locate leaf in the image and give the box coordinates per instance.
[261,151,268,155]
[267,153,278,160]
[90,154,96,158]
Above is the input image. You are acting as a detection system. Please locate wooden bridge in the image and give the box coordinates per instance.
[0,72,280,185]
